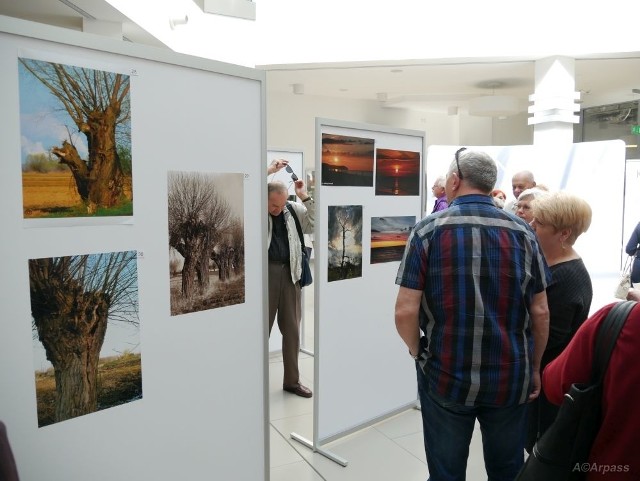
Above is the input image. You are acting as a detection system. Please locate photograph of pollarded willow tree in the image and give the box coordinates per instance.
[19,57,132,218]
[167,171,245,316]
[29,251,141,428]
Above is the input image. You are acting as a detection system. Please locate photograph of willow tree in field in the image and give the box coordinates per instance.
[321,134,374,186]
[370,216,415,264]
[328,205,363,282]
[29,251,140,427]
[168,171,245,316]
[19,58,132,218]
[375,148,421,196]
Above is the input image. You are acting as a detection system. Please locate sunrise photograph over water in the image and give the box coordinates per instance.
[375,148,420,196]
[321,133,374,187]
[370,216,415,264]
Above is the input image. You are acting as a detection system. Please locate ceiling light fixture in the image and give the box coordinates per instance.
[169,15,189,29]
[468,80,520,117]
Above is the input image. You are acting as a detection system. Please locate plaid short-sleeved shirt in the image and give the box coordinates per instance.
[396,194,550,407]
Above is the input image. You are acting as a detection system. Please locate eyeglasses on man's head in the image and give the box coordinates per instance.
[454,147,467,180]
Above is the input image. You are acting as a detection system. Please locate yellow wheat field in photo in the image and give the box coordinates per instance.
[22,171,133,218]
[22,171,81,217]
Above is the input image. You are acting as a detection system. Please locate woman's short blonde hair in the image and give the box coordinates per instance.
[531,191,592,245]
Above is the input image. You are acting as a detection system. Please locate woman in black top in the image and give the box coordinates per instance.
[526,191,593,453]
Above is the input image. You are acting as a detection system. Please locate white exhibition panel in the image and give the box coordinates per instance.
[427,141,626,314]
[0,16,268,481]
[315,119,424,444]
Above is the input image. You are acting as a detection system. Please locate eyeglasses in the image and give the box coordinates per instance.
[285,165,298,181]
[454,147,467,180]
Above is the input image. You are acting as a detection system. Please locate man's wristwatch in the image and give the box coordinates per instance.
[409,349,420,360]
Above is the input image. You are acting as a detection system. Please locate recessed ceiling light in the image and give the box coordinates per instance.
[339,88,349,92]
[390,69,403,73]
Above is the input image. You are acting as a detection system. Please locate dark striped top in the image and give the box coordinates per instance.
[396,194,550,407]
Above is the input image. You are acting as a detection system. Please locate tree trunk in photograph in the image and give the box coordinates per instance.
[340,227,348,276]
[52,106,124,213]
[31,285,110,423]
[174,219,209,298]
[196,254,211,291]
[212,247,232,281]
[181,253,197,298]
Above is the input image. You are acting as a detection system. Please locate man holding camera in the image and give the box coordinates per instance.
[267,159,314,398]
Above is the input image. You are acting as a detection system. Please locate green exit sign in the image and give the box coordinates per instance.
[632,125,640,135]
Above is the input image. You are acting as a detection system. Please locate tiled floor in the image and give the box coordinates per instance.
[268,286,489,481]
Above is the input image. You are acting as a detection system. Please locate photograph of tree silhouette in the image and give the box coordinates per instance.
[19,57,132,218]
[328,205,363,282]
[168,171,245,316]
[29,251,140,427]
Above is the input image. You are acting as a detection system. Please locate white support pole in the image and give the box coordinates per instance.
[528,56,580,147]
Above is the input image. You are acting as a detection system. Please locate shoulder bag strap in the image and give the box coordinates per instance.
[285,203,306,251]
[592,301,637,384]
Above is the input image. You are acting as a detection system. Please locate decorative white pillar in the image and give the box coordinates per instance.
[528,56,580,146]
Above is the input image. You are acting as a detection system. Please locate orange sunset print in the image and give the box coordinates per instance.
[375,148,421,196]
[370,216,415,264]
[321,133,375,186]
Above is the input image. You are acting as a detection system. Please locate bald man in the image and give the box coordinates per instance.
[505,170,536,213]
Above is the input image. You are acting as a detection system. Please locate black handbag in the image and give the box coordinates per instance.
[286,203,312,287]
[515,300,637,481]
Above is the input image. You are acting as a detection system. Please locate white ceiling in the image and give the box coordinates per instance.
[2,0,640,115]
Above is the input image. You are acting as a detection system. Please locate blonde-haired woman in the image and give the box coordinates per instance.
[525,191,593,453]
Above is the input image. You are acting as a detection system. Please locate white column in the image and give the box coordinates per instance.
[528,56,580,146]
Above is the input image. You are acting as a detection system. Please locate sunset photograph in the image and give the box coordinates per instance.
[321,134,374,187]
[370,216,415,264]
[375,148,421,196]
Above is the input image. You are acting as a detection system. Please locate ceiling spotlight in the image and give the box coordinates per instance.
[292,83,304,95]
[169,15,189,29]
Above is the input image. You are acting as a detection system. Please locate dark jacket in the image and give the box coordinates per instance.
[625,222,640,283]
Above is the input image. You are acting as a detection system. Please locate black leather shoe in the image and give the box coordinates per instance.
[283,383,313,398]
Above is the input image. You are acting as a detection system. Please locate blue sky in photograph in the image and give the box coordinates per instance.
[31,251,140,372]
[18,59,89,165]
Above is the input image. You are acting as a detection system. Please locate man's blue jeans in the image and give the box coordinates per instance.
[416,363,526,481]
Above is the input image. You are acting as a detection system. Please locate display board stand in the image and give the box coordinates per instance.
[291,118,425,466]
[0,16,268,481]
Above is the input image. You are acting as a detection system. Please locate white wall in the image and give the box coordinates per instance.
[266,90,532,171]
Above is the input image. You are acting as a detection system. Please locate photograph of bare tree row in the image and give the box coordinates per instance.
[168,171,245,316]
[29,251,140,427]
[19,57,132,218]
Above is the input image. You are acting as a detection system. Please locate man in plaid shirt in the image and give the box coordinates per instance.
[395,148,550,481]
